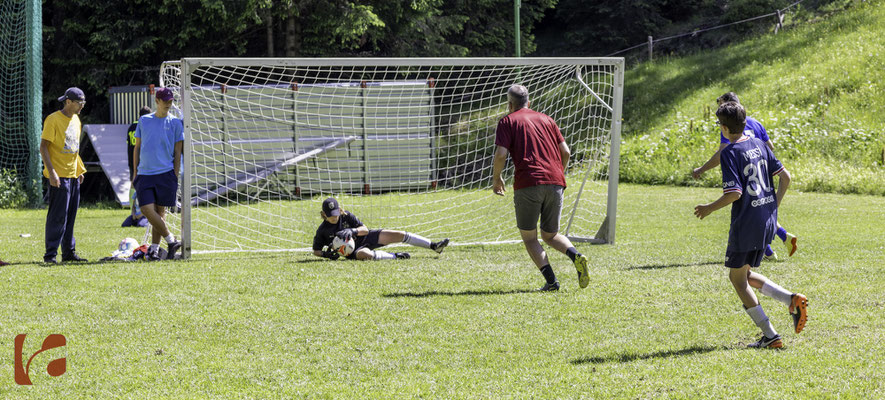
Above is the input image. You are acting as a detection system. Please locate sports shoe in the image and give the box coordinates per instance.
[43,256,58,265]
[574,253,590,289]
[763,245,778,262]
[784,232,798,257]
[62,252,88,262]
[166,241,182,260]
[146,249,162,261]
[537,281,560,292]
[0,259,9,266]
[394,252,411,259]
[790,293,808,334]
[431,238,450,254]
[748,334,783,349]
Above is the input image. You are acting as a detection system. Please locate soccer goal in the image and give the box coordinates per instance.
[160,58,624,258]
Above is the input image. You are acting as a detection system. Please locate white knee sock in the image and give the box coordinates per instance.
[149,244,159,253]
[402,232,431,249]
[746,305,778,338]
[372,250,396,260]
[760,281,793,306]
[164,234,175,244]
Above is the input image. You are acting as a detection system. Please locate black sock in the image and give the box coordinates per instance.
[566,247,579,262]
[540,264,556,284]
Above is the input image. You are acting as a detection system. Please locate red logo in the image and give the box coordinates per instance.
[14,334,67,385]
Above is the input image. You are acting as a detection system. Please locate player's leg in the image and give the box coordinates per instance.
[44,178,71,263]
[749,270,808,333]
[727,252,781,348]
[520,228,558,291]
[776,222,798,256]
[157,170,182,259]
[60,176,85,262]
[538,185,589,288]
[354,247,407,260]
[514,186,558,291]
[378,230,449,254]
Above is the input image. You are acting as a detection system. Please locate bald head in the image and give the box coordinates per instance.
[507,85,529,110]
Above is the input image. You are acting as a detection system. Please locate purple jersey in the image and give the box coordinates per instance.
[720,137,785,252]
[720,116,770,144]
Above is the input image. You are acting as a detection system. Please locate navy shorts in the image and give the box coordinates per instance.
[725,249,765,269]
[346,229,383,259]
[135,170,178,207]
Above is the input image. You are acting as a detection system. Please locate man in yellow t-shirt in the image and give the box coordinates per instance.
[39,87,88,264]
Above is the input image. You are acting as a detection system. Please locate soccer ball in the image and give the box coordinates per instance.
[112,237,140,258]
[331,236,355,256]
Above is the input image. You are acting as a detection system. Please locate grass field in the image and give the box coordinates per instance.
[1,183,883,398]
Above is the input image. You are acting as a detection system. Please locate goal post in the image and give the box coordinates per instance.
[0,0,43,205]
[161,58,624,258]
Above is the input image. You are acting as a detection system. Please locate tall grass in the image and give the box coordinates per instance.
[621,0,885,195]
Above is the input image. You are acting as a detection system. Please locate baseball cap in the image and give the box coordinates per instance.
[156,87,174,101]
[58,87,85,103]
[322,197,341,216]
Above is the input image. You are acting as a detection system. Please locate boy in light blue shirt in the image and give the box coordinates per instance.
[132,87,184,260]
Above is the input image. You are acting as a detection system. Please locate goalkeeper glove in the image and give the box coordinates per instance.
[335,228,356,241]
[321,246,340,260]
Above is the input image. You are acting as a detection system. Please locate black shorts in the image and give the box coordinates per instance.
[725,249,765,269]
[346,229,383,259]
[135,170,178,207]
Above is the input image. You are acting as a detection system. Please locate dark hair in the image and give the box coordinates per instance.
[139,106,152,116]
[716,102,746,135]
[717,92,740,105]
[507,85,529,109]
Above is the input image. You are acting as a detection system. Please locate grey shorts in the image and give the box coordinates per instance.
[513,184,564,232]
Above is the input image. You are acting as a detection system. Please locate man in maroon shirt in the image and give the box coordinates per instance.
[492,85,590,291]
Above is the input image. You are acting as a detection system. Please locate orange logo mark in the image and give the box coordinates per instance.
[14,334,67,385]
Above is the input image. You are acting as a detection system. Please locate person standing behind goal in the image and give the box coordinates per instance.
[492,84,590,291]
[132,88,183,260]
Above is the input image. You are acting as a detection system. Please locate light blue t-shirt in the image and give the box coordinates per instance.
[135,113,184,175]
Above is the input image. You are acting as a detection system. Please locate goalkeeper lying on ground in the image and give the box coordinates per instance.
[312,197,450,260]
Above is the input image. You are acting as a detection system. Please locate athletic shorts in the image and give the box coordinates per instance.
[135,170,178,207]
[513,184,564,232]
[725,249,765,269]
[346,229,383,260]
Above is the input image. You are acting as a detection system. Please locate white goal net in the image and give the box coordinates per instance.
[160,58,623,258]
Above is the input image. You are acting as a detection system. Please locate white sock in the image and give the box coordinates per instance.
[402,232,431,249]
[760,281,793,307]
[149,244,159,253]
[745,305,778,338]
[164,234,175,244]
[372,250,396,260]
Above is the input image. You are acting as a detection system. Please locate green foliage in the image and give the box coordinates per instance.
[1,184,884,397]
[620,0,885,195]
[0,168,29,208]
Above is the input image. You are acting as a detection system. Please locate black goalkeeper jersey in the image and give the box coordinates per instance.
[312,212,365,251]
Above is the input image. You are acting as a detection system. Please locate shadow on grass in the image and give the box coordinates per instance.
[382,288,537,298]
[626,260,721,270]
[571,344,723,365]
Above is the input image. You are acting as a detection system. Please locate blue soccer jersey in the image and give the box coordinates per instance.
[720,116,770,144]
[720,136,785,252]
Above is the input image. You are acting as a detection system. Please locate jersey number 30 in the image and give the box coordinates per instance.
[743,161,770,197]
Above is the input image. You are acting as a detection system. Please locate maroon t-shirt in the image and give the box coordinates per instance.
[495,108,567,190]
